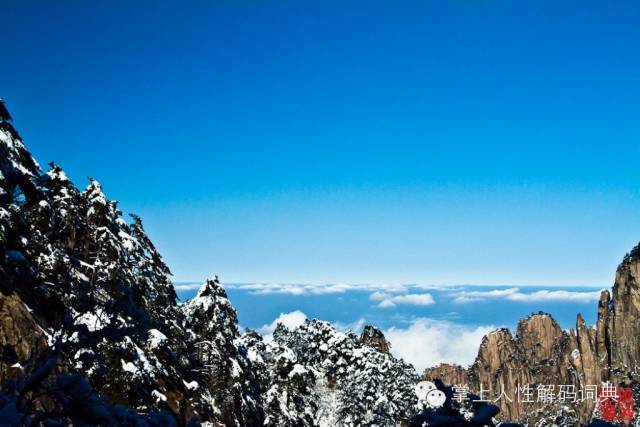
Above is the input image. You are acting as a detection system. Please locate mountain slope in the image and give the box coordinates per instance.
[0,100,449,426]
[0,99,219,425]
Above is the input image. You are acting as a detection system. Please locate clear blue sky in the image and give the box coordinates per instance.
[2,1,640,285]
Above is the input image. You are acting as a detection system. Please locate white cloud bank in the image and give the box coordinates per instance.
[384,319,495,372]
[451,287,602,304]
[333,317,367,334]
[370,291,436,308]
[239,282,402,296]
[257,310,308,342]
[174,282,204,291]
[507,289,603,303]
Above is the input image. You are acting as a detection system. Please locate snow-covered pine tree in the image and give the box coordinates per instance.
[44,163,83,251]
[182,277,263,426]
[261,342,318,426]
[269,319,418,426]
[81,179,131,289]
[126,213,183,333]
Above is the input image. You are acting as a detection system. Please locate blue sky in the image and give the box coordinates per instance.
[2,1,640,285]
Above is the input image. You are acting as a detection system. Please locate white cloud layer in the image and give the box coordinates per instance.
[190,282,451,296]
[371,292,435,308]
[257,310,308,342]
[384,319,495,372]
[333,317,367,334]
[450,287,602,304]
[506,289,603,303]
[173,282,203,291]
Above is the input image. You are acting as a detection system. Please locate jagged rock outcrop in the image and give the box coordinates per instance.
[605,246,640,382]
[595,290,611,382]
[425,247,640,425]
[574,313,599,389]
[0,294,47,384]
[359,325,391,353]
[423,363,468,386]
[470,314,582,424]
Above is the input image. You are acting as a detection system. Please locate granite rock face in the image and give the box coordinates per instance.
[606,246,640,382]
[0,293,47,384]
[425,246,640,425]
[423,363,468,387]
[359,325,391,353]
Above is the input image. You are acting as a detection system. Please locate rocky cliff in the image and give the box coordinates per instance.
[359,325,391,353]
[423,363,470,389]
[425,249,640,425]
[0,294,47,385]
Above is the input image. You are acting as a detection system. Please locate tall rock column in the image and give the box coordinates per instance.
[607,248,640,382]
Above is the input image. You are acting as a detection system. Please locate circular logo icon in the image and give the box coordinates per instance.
[414,381,437,400]
[426,389,447,408]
